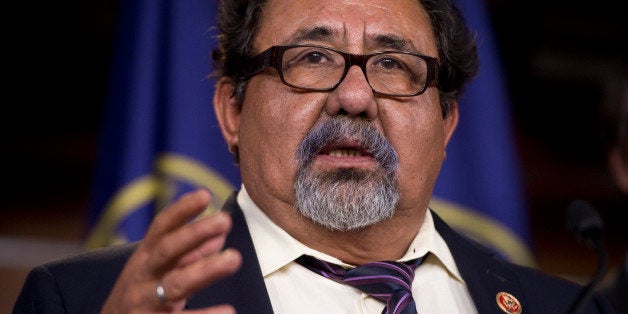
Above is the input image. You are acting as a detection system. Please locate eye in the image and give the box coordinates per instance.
[374,56,404,70]
[295,49,335,64]
[284,47,342,70]
[302,51,326,63]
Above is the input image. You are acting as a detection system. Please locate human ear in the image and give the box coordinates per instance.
[442,101,459,148]
[213,78,241,153]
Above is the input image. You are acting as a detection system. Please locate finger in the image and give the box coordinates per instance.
[130,281,186,311]
[144,189,212,247]
[176,229,229,268]
[160,248,242,302]
[101,273,187,313]
[184,304,236,314]
[148,212,232,271]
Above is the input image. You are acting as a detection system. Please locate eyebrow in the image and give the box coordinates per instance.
[286,26,418,53]
[372,34,417,53]
[288,26,336,44]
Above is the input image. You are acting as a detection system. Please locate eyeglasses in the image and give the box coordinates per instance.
[237,45,439,97]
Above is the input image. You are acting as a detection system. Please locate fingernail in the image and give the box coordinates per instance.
[222,248,240,261]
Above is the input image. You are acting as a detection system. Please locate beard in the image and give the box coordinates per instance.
[294,116,400,231]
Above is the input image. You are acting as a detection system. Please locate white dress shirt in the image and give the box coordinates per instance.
[237,185,477,313]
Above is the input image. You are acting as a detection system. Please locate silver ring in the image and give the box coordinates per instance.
[156,283,166,304]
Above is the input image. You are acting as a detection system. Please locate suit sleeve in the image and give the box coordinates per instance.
[12,244,135,314]
[13,265,67,314]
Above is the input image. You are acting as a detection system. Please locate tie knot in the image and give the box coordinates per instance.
[342,261,414,306]
[296,255,423,314]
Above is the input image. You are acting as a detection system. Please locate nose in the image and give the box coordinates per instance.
[324,65,378,119]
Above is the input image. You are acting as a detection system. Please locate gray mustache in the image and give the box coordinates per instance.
[295,116,399,174]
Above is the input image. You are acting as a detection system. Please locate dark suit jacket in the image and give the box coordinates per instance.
[13,192,615,313]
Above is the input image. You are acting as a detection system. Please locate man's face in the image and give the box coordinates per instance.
[219,0,458,225]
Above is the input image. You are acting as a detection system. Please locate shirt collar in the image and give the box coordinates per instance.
[237,184,464,283]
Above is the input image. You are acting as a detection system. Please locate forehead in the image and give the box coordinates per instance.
[254,0,437,55]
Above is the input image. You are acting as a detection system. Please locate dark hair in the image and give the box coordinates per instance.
[212,0,478,117]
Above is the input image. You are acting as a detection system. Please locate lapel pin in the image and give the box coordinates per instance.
[496,291,522,314]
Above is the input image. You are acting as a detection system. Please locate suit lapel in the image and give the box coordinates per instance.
[186,192,274,313]
[432,210,528,314]
[187,197,528,313]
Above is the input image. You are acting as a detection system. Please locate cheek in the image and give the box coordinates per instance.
[243,94,319,158]
[240,89,295,168]
[238,79,324,199]
[379,97,446,202]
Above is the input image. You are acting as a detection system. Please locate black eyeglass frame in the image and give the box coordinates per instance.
[236,44,439,97]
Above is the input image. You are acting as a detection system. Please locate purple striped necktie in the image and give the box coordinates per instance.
[295,255,424,314]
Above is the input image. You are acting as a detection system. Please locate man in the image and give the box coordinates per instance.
[14,0,616,313]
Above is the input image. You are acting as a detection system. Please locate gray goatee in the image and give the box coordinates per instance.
[294,116,400,231]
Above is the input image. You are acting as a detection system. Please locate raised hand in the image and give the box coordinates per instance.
[100,189,242,313]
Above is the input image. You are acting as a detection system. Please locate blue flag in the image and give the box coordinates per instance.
[86,0,238,248]
[88,0,535,267]
[430,0,535,266]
